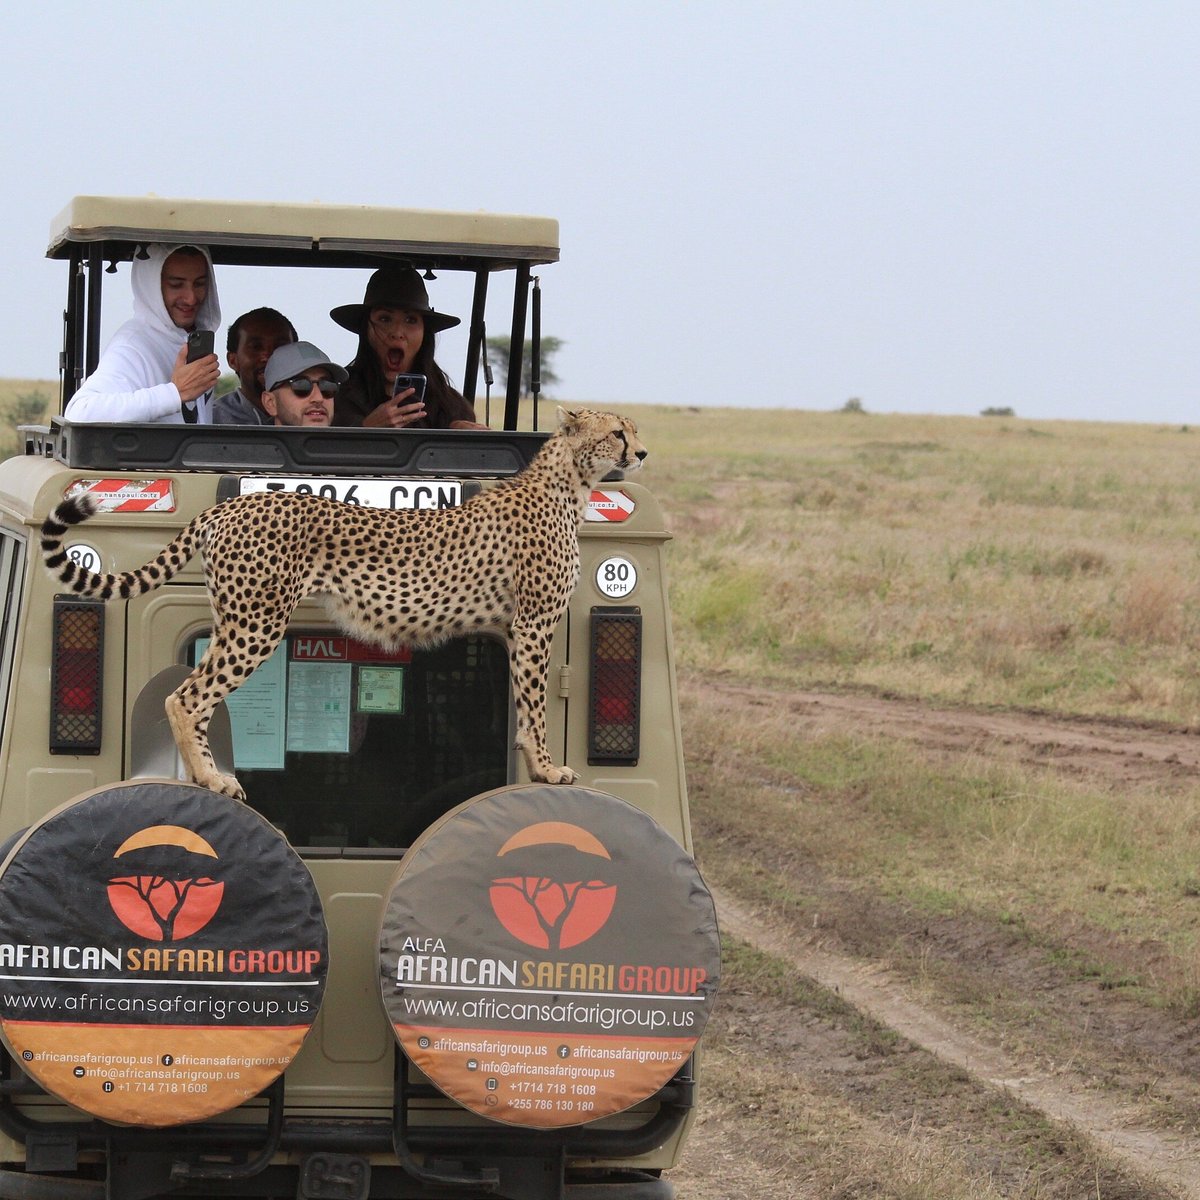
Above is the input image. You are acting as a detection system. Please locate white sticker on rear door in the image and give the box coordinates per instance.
[595,556,638,599]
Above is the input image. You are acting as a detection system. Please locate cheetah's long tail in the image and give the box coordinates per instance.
[41,493,206,601]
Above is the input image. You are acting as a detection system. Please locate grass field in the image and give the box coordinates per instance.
[6,393,1196,1190]
[628,404,1200,1191]
[0,378,55,459]
[624,404,1200,993]
[628,404,1200,724]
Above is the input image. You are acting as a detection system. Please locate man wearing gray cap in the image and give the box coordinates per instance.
[260,342,348,427]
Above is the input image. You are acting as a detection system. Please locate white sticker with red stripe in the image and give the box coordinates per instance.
[66,478,177,513]
[585,488,635,523]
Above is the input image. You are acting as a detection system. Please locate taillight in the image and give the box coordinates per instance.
[50,596,104,754]
[588,607,641,765]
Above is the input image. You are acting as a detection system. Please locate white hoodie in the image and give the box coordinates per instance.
[63,244,222,424]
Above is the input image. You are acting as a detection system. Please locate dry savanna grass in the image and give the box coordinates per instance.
[626,405,1200,725]
[682,685,1200,1018]
[675,939,1155,1199]
[0,379,55,458]
[7,393,1195,1187]
[0,378,56,413]
[624,404,1200,1163]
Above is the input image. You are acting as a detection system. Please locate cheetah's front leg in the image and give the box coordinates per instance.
[508,617,579,785]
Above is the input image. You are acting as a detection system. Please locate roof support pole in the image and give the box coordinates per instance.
[85,244,104,376]
[462,268,489,406]
[530,275,541,432]
[61,248,86,409]
[503,263,531,431]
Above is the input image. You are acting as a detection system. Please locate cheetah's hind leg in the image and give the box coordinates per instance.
[165,660,246,800]
[163,623,277,801]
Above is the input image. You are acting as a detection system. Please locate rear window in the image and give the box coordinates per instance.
[188,632,510,850]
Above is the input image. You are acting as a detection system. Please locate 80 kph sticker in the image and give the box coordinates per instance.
[595,556,637,599]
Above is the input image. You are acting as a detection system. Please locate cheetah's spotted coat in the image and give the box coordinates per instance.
[41,408,647,800]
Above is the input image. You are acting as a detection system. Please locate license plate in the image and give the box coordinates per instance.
[239,477,463,510]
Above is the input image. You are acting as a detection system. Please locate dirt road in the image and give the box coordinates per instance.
[668,679,1200,1199]
[706,680,1200,792]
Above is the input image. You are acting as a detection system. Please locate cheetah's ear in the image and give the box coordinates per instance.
[557,406,580,433]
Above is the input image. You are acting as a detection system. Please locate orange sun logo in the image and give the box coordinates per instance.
[107,825,224,942]
[489,822,617,950]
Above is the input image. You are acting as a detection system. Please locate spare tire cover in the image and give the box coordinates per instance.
[0,781,327,1126]
[379,784,720,1128]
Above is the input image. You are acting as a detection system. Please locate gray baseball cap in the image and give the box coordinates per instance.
[264,341,349,392]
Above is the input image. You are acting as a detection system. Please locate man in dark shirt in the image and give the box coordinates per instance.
[212,308,298,425]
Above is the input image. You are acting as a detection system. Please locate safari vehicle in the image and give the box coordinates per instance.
[0,197,713,1200]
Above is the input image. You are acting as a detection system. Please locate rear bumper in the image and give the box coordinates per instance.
[0,1046,693,1199]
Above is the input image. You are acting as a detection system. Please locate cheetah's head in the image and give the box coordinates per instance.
[556,407,648,479]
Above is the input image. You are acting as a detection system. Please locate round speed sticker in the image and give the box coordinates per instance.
[595,556,637,599]
[66,543,103,573]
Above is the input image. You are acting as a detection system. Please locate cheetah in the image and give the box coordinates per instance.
[41,408,647,801]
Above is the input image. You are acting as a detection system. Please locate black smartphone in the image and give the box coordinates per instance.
[391,373,427,403]
[186,330,215,362]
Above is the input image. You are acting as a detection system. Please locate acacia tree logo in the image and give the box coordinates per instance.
[488,822,617,950]
[107,825,225,942]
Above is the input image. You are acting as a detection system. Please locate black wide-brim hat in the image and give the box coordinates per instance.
[330,266,461,335]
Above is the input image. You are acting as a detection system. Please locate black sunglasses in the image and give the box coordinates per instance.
[280,376,339,399]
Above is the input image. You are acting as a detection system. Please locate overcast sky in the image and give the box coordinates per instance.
[1,2,1196,424]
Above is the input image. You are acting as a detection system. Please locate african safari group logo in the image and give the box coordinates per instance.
[106,824,224,942]
[487,821,617,951]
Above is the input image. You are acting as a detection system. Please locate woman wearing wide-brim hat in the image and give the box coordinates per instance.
[330,266,486,429]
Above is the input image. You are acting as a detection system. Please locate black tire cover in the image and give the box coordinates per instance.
[0,781,327,1126]
[379,784,720,1128]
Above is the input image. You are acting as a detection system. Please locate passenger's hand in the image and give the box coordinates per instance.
[362,387,427,429]
[171,345,220,404]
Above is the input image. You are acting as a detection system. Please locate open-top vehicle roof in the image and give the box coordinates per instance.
[49,195,560,424]
[47,195,560,271]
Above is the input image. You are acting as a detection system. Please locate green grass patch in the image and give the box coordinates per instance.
[684,688,1200,1015]
[635,403,1200,723]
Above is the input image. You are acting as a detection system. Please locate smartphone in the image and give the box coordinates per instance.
[186,330,215,362]
[391,373,427,404]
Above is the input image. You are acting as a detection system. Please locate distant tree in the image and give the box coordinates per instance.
[0,389,52,459]
[484,337,564,397]
[841,397,866,414]
[981,406,1015,417]
[7,390,51,426]
[216,373,239,398]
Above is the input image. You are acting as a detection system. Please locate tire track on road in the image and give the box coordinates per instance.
[714,884,1200,1198]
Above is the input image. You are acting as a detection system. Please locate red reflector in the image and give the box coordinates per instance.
[595,695,634,724]
[588,608,642,766]
[51,597,104,754]
[59,685,97,712]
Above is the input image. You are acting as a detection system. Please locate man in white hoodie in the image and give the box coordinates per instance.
[63,244,222,423]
